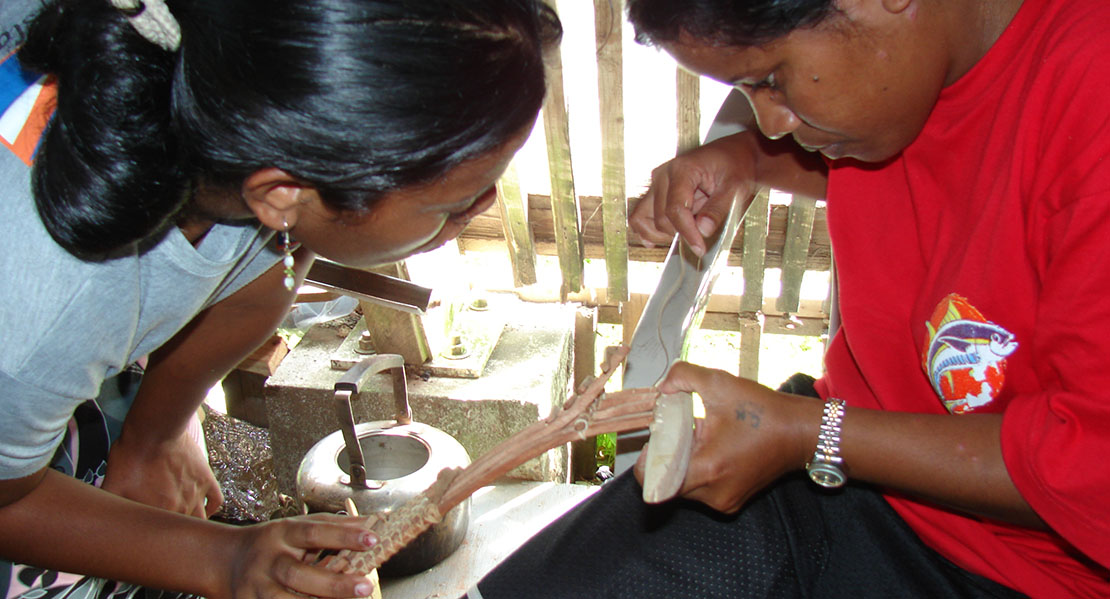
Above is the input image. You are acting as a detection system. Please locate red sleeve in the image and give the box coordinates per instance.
[1000,43,1110,567]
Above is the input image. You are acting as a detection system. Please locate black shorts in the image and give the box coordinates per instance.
[470,374,1025,599]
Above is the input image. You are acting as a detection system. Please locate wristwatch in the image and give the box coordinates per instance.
[806,397,846,488]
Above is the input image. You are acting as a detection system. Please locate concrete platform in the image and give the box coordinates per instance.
[265,296,580,499]
[380,481,597,598]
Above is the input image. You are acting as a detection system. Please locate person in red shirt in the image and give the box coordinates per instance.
[470,0,1110,597]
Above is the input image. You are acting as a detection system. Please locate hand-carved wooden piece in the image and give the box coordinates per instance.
[642,391,695,503]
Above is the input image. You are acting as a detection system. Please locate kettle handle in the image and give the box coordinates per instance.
[334,354,412,489]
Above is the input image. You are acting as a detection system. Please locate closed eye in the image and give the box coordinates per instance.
[736,70,780,94]
[448,186,498,224]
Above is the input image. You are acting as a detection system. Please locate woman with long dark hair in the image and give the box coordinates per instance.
[0,1,560,597]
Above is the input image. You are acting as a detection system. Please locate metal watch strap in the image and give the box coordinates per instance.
[806,397,846,488]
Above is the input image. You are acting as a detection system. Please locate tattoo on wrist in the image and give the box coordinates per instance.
[734,404,763,428]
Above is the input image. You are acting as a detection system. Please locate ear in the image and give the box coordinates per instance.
[241,168,320,232]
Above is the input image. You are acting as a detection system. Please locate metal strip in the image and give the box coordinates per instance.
[615,89,753,472]
[305,260,432,314]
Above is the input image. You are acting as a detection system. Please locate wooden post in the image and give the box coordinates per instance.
[595,0,629,303]
[676,69,700,155]
[543,0,584,299]
[571,306,599,481]
[739,189,770,379]
[222,334,289,428]
[740,189,770,313]
[495,163,537,287]
[360,263,431,366]
[738,312,763,380]
[776,194,818,314]
[621,293,649,349]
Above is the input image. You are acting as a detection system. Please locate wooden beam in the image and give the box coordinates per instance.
[495,163,537,287]
[777,194,818,314]
[595,0,629,303]
[457,195,832,271]
[702,311,826,337]
[543,1,584,298]
[600,303,826,338]
[598,295,828,329]
[236,334,289,377]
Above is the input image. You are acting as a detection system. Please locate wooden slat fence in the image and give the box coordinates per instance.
[458,0,833,377]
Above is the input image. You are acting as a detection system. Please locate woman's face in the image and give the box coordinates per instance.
[290,122,533,268]
[661,0,951,162]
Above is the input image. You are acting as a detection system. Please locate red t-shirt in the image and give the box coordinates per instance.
[816,0,1110,596]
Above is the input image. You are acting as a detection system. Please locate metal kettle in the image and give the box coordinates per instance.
[296,354,471,576]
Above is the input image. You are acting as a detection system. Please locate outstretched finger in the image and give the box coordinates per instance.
[271,553,379,599]
[284,515,379,556]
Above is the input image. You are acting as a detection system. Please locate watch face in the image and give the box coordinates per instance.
[807,462,846,488]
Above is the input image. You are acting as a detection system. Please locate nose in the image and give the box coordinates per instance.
[747,90,801,140]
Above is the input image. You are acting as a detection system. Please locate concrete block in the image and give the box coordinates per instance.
[265,297,576,497]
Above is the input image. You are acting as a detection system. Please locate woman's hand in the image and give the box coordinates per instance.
[0,468,380,599]
[102,424,223,518]
[629,133,761,257]
[223,513,380,599]
[634,362,819,514]
[629,129,828,257]
[99,250,316,519]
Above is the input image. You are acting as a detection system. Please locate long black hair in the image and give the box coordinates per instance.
[19,0,561,259]
[626,0,834,47]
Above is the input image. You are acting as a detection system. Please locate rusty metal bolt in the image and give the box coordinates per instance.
[443,336,470,360]
[356,330,374,354]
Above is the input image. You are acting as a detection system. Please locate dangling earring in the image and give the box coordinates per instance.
[279,221,296,291]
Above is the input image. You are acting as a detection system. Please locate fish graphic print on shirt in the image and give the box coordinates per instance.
[922,294,1018,414]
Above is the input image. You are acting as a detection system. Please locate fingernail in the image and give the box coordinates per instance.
[641,239,655,249]
[696,216,716,237]
[690,244,705,258]
[355,582,372,597]
[360,533,377,547]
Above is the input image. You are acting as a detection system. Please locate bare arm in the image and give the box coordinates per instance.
[630,130,827,256]
[841,406,1042,528]
[0,467,377,599]
[641,364,1043,529]
[102,245,315,516]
